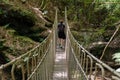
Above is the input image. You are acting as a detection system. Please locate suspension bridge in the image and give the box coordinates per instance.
[0,8,120,80]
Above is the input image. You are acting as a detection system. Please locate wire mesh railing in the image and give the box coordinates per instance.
[0,8,57,80]
[65,8,120,80]
[67,44,88,80]
[27,39,54,80]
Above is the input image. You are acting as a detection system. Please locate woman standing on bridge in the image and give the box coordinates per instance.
[57,20,66,49]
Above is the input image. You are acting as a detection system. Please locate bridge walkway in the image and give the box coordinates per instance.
[53,45,68,80]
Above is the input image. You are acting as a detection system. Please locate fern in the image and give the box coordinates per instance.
[112,52,120,63]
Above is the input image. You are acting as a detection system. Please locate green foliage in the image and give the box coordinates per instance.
[0,25,37,57]
[4,35,36,56]
[1,0,9,4]
[60,0,120,28]
[71,31,83,42]
[10,6,36,23]
[15,36,34,43]
[97,0,120,26]
[0,39,5,49]
[97,27,105,35]
[0,8,3,15]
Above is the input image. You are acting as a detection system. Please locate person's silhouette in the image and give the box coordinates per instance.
[57,20,66,48]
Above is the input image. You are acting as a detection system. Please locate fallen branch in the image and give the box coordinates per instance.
[88,41,107,49]
[28,4,50,23]
[100,24,120,60]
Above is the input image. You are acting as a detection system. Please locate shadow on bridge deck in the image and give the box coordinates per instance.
[53,46,68,80]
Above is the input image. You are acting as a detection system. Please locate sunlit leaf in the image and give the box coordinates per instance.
[112,52,120,63]
[24,57,29,62]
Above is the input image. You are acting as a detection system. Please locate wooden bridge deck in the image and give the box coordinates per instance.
[53,46,68,80]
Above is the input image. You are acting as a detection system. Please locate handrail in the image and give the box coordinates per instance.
[0,8,58,80]
[0,33,51,70]
[68,23,120,78]
[27,40,51,80]
[65,7,88,80]
[65,7,120,80]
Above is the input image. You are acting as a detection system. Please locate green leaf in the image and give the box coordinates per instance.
[112,52,120,63]
[24,57,29,62]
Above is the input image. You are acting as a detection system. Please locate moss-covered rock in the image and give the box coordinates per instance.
[0,2,53,42]
[0,26,38,62]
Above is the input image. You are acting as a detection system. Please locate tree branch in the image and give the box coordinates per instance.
[100,24,120,60]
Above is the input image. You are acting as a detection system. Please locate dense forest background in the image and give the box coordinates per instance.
[0,0,120,66]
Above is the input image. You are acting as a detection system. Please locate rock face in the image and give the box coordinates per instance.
[0,1,53,42]
[0,2,52,64]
